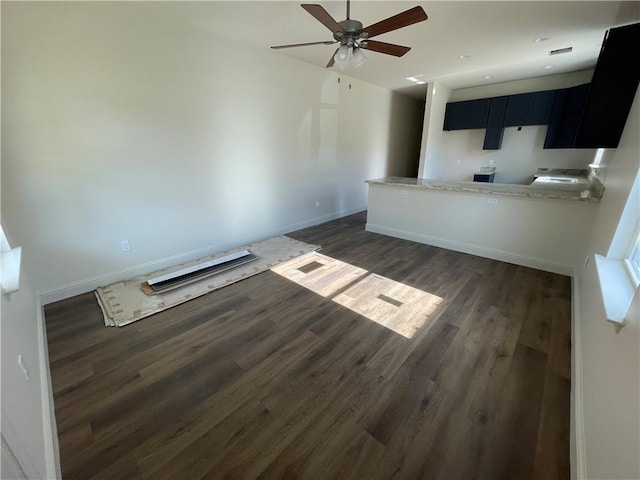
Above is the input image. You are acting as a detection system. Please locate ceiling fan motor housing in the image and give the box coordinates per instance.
[334,19,366,46]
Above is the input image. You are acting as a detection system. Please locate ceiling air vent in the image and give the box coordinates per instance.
[549,47,573,56]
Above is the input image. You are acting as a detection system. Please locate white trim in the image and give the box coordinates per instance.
[38,207,366,305]
[594,254,636,326]
[365,222,574,276]
[607,168,640,259]
[623,224,640,288]
[36,296,62,479]
[571,277,587,480]
[623,258,640,289]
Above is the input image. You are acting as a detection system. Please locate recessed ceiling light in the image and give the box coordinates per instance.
[483,75,493,79]
[543,65,555,69]
[458,55,471,59]
[534,37,549,43]
[405,75,428,85]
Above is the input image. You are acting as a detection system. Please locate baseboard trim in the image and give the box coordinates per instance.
[365,222,574,276]
[571,276,588,479]
[38,207,366,305]
[36,297,62,478]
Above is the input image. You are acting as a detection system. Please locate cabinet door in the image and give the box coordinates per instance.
[504,91,554,127]
[483,96,508,150]
[543,84,589,149]
[527,91,555,125]
[503,94,531,127]
[443,99,490,130]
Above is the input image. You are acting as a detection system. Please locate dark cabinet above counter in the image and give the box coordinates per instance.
[504,91,555,127]
[543,84,590,149]
[442,22,639,150]
[574,22,640,148]
[443,89,560,150]
[443,98,490,130]
[483,97,508,150]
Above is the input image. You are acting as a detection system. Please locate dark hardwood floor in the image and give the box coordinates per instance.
[45,211,571,479]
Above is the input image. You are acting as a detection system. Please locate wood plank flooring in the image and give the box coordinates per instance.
[45,211,571,479]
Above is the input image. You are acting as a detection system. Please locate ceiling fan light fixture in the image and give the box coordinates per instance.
[352,47,367,68]
[334,48,350,70]
[338,44,349,60]
[271,2,428,70]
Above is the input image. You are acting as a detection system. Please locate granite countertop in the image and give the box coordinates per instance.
[367,170,603,202]
[533,168,590,177]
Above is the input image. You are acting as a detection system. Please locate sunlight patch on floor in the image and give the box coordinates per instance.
[271,252,368,297]
[272,252,443,338]
[334,273,443,338]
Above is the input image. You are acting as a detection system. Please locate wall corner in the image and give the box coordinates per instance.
[417,82,451,179]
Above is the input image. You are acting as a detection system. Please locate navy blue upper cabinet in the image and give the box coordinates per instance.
[543,84,590,149]
[526,91,555,125]
[443,90,556,149]
[483,97,508,150]
[503,94,530,126]
[443,99,491,130]
[544,23,639,149]
[573,22,640,148]
[504,91,555,127]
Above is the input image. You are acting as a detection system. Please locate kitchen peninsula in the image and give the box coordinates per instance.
[365,170,602,275]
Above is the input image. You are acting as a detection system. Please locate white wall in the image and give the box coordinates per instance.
[1,2,423,300]
[1,264,60,479]
[574,92,639,480]
[366,185,596,276]
[419,71,598,184]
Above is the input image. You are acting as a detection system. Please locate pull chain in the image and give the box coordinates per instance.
[336,51,353,90]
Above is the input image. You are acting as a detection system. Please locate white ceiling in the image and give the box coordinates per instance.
[172,1,640,98]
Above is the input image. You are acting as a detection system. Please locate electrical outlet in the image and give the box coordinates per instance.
[400,190,409,196]
[456,160,461,165]
[121,240,131,252]
[489,160,494,166]
[315,201,320,208]
[487,198,498,205]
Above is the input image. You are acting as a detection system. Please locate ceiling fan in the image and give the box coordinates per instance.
[271,1,428,69]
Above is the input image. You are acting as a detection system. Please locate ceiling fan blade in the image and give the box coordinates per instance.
[359,6,428,39]
[271,40,336,50]
[361,40,411,57]
[301,4,345,34]
[326,48,339,68]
